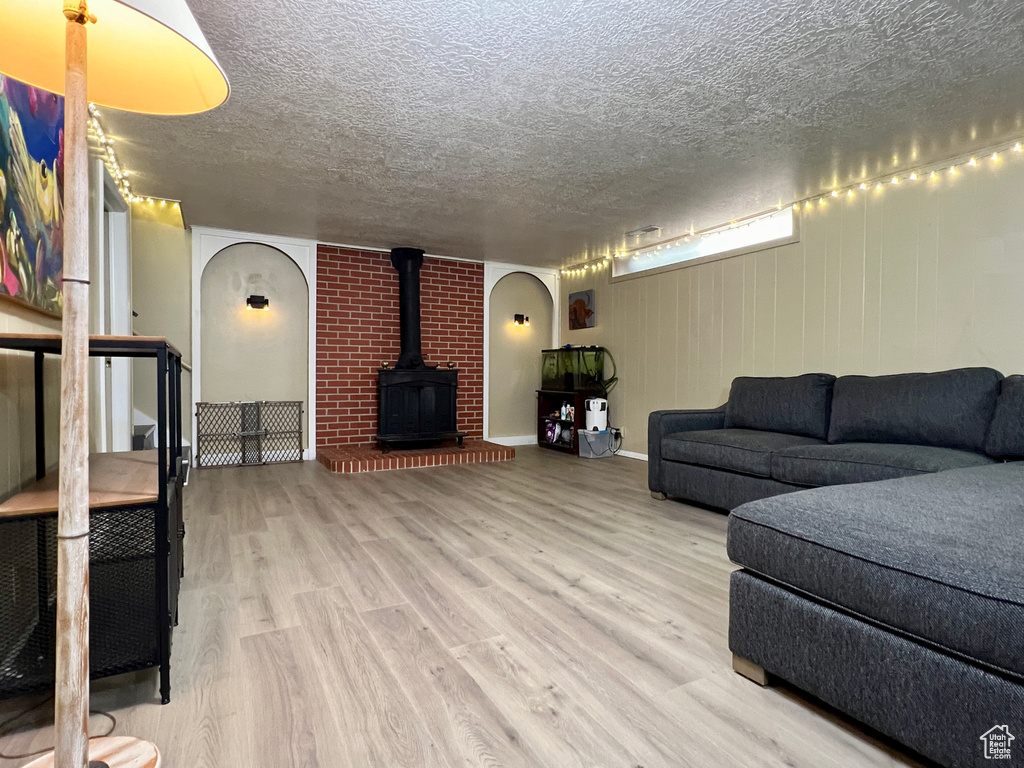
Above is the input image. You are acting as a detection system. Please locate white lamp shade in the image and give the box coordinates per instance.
[0,0,228,115]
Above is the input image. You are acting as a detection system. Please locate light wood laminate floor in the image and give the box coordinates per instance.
[0,447,930,767]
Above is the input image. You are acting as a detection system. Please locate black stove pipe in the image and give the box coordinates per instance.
[390,247,428,369]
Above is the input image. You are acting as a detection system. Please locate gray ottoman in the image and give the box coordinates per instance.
[727,463,1024,768]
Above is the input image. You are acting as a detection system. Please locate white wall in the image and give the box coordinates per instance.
[192,227,318,459]
[88,161,132,452]
[200,242,309,445]
[563,154,1024,456]
[487,272,554,439]
[0,301,60,500]
[131,202,193,440]
[483,262,559,442]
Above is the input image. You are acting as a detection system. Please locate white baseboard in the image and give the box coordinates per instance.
[488,435,537,446]
[488,435,645,459]
[617,450,648,462]
[194,451,235,467]
[194,449,310,467]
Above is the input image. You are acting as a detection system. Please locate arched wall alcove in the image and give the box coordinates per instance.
[192,227,318,458]
[200,243,309,444]
[482,263,559,442]
[487,272,555,439]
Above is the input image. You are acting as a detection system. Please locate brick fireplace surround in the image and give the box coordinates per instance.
[315,245,485,451]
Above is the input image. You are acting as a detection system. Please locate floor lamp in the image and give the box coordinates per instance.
[0,2,227,767]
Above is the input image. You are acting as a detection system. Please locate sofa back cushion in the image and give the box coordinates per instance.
[985,375,1024,459]
[827,367,1002,452]
[724,374,836,440]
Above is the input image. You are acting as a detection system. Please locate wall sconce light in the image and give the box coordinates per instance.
[513,314,530,326]
[246,294,270,311]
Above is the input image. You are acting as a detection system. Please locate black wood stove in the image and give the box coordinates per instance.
[376,247,465,452]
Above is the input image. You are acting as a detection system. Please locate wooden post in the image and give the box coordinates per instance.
[55,9,91,768]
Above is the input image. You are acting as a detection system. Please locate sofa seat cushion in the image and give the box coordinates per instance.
[661,429,825,478]
[727,463,1024,679]
[771,442,996,486]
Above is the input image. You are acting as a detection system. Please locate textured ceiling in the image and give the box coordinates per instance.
[106,0,1024,266]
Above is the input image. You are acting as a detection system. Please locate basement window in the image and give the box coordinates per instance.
[612,207,797,279]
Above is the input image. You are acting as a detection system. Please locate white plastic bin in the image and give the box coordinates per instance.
[579,430,614,458]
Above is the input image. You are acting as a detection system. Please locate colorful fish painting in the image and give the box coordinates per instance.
[0,75,64,316]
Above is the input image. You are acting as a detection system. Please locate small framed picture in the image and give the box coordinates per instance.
[568,289,595,329]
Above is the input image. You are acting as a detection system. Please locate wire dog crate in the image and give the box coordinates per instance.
[196,401,303,467]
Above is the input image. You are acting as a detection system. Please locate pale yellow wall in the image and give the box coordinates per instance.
[563,156,1024,455]
[200,243,309,445]
[0,301,61,500]
[488,273,554,437]
[131,203,193,440]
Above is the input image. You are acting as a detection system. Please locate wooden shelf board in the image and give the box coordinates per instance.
[0,451,159,519]
[0,333,181,359]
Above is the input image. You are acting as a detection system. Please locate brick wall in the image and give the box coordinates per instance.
[316,245,484,447]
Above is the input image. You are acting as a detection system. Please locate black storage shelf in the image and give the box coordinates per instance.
[0,333,184,705]
[537,390,588,455]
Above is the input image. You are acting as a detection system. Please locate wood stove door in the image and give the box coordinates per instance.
[377,371,458,439]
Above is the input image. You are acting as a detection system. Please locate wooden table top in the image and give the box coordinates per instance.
[0,451,160,519]
[0,332,181,359]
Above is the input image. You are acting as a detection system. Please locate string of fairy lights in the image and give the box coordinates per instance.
[86,102,131,199]
[87,102,179,211]
[79,107,1024,243]
[559,136,1024,278]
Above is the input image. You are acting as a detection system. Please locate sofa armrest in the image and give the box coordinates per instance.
[648,407,726,492]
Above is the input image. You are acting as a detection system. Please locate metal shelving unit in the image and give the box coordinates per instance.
[0,333,184,705]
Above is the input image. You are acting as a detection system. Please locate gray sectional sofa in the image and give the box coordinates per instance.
[648,369,1024,768]
[648,367,1004,510]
